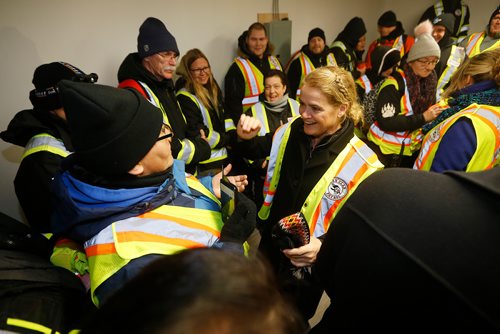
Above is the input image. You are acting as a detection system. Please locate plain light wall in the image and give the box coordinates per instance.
[0,0,496,221]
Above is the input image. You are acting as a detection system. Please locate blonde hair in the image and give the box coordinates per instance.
[302,66,364,126]
[176,48,221,115]
[442,48,500,99]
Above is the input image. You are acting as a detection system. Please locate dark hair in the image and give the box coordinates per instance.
[264,69,288,88]
[247,22,268,37]
[80,249,306,334]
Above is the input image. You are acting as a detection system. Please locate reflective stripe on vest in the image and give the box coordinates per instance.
[393,35,405,58]
[367,73,420,156]
[295,53,337,98]
[434,1,469,43]
[465,33,500,58]
[331,41,354,71]
[6,318,60,334]
[250,99,300,136]
[356,75,373,94]
[436,45,465,100]
[177,89,228,164]
[235,56,282,111]
[22,133,70,160]
[225,118,236,131]
[414,104,500,171]
[258,118,383,237]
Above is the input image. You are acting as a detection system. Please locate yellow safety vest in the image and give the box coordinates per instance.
[367,72,422,156]
[250,98,300,136]
[22,133,70,160]
[330,41,354,72]
[84,177,222,306]
[434,0,469,43]
[295,52,337,99]
[235,56,282,112]
[258,118,383,237]
[176,89,228,165]
[436,45,465,101]
[466,32,500,58]
[136,81,197,164]
[355,75,373,95]
[414,104,500,171]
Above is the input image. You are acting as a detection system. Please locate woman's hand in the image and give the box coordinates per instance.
[282,236,322,267]
[423,104,444,122]
[237,114,262,140]
[212,164,248,198]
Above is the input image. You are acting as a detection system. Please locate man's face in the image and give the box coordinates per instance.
[246,29,268,59]
[378,25,396,38]
[432,25,446,43]
[308,36,326,55]
[264,75,286,103]
[144,51,178,80]
[489,14,500,36]
[137,123,174,176]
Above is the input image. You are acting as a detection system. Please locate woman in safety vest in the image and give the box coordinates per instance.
[237,66,383,322]
[176,48,233,177]
[414,48,500,172]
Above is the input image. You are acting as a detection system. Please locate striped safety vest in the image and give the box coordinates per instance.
[436,45,465,101]
[294,52,337,98]
[235,56,282,112]
[355,75,373,95]
[250,99,300,136]
[330,41,354,72]
[84,177,222,306]
[258,118,383,237]
[176,89,228,165]
[434,0,469,43]
[414,104,500,171]
[367,72,422,156]
[122,80,197,164]
[466,32,500,58]
[22,133,71,160]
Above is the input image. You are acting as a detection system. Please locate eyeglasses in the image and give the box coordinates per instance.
[416,59,439,66]
[157,123,173,142]
[190,66,210,75]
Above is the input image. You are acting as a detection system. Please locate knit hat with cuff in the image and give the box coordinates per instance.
[137,17,179,59]
[308,27,326,43]
[406,20,441,63]
[378,11,397,27]
[59,80,163,175]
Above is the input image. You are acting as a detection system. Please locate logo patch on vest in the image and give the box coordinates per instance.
[325,177,348,201]
[429,128,441,142]
[381,103,396,118]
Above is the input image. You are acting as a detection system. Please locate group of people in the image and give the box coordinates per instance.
[0,1,499,333]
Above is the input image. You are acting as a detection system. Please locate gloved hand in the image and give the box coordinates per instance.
[220,192,256,244]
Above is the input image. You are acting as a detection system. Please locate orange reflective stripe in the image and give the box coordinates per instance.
[116,231,205,249]
[86,243,116,257]
[139,211,221,236]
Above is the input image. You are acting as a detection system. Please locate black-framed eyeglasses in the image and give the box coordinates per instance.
[157,133,173,141]
[157,123,173,141]
[190,66,210,75]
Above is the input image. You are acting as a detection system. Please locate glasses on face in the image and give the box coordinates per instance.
[416,59,439,67]
[157,123,173,142]
[190,66,210,75]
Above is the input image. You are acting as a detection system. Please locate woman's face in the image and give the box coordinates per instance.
[190,57,211,85]
[409,56,439,78]
[299,84,346,140]
[264,75,287,103]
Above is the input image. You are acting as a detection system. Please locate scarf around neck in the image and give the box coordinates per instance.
[263,94,289,113]
[404,63,437,115]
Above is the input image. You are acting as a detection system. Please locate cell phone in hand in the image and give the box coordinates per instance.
[220,168,237,223]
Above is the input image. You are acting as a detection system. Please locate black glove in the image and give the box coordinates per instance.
[220,192,256,244]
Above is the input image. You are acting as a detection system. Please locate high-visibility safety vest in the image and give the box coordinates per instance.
[466,32,500,58]
[250,99,300,136]
[330,41,355,72]
[436,45,465,101]
[258,118,383,237]
[5,318,79,334]
[235,56,282,112]
[294,52,337,98]
[414,104,500,171]
[84,176,222,306]
[355,75,373,95]
[367,72,421,156]
[22,133,71,160]
[176,89,228,165]
[392,35,406,59]
[433,0,469,43]
[120,79,197,164]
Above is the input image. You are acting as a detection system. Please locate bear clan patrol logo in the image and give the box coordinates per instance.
[429,128,441,143]
[325,177,348,201]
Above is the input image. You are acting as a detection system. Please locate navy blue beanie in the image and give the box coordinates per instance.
[137,17,179,59]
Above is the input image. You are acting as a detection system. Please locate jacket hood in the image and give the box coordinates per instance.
[383,22,406,41]
[236,30,273,59]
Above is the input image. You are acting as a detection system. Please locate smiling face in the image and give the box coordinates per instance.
[299,84,346,145]
[246,28,268,59]
[409,56,439,78]
[143,51,178,80]
[432,25,446,43]
[264,75,286,103]
[308,36,326,55]
[490,13,500,36]
[190,57,211,86]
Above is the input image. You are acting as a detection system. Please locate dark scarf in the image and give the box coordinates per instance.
[403,63,437,115]
[422,80,500,133]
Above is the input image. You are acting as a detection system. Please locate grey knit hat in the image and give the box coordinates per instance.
[407,20,440,63]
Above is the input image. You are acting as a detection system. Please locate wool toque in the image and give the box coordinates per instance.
[489,5,500,28]
[137,17,179,59]
[29,62,89,112]
[432,13,455,34]
[344,17,367,41]
[407,20,441,63]
[308,27,326,43]
[59,80,163,175]
[371,46,401,76]
[378,11,397,27]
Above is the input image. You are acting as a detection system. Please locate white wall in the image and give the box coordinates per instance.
[0,0,496,221]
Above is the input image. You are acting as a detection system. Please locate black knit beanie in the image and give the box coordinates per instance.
[371,46,401,76]
[59,80,163,175]
[308,27,326,43]
[29,62,87,112]
[137,17,179,59]
[344,17,367,41]
[433,13,455,34]
[489,5,500,28]
[378,11,397,27]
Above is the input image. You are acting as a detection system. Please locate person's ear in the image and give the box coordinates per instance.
[464,74,474,86]
[128,163,144,176]
[338,104,348,118]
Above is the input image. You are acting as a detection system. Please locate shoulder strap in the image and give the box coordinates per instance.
[118,79,148,98]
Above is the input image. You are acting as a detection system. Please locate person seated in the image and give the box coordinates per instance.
[286,28,336,100]
[50,80,255,307]
[414,48,500,172]
[79,248,308,334]
[0,62,97,233]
